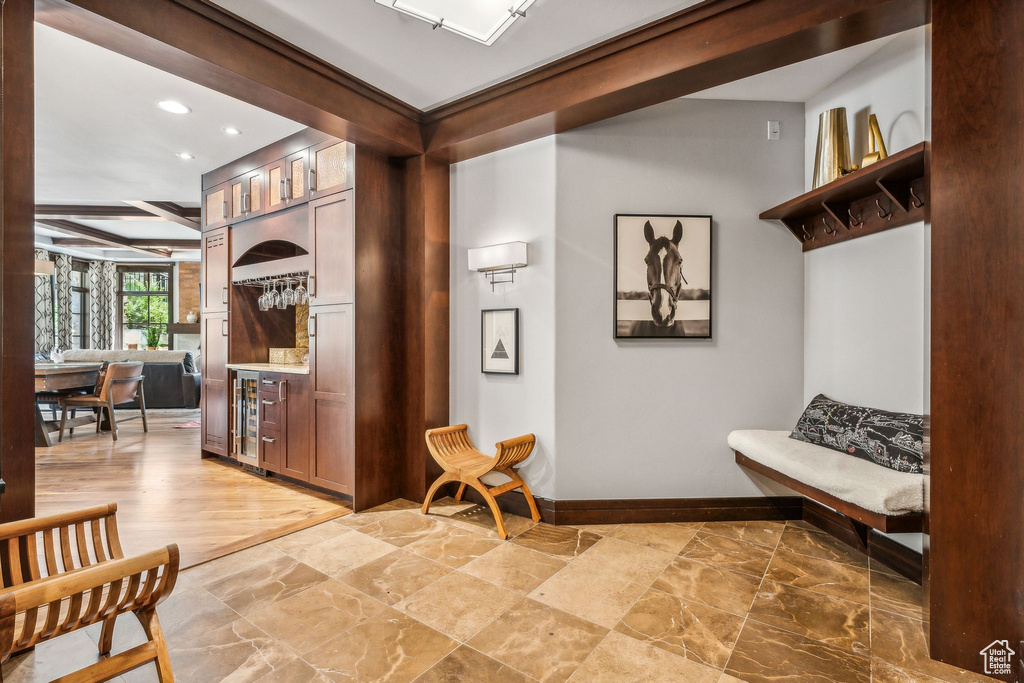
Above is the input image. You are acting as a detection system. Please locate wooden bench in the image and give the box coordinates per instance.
[0,503,179,682]
[422,425,541,539]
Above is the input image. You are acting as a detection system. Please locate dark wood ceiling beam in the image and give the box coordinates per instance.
[422,0,929,162]
[122,201,201,231]
[34,0,424,157]
[50,238,199,249]
[36,219,172,258]
[35,204,165,221]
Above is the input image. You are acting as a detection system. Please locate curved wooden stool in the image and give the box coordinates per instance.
[422,425,541,539]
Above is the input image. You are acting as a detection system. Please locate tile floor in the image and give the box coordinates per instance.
[2,499,996,682]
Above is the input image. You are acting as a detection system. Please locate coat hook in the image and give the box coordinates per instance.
[848,208,864,228]
[876,198,893,220]
[909,186,924,209]
[801,223,814,242]
[821,216,837,236]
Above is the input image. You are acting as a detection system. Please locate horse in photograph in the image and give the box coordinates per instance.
[644,220,687,327]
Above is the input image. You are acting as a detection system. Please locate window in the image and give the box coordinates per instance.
[118,266,173,350]
[69,262,89,349]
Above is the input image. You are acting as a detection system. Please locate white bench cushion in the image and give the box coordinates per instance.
[728,430,923,516]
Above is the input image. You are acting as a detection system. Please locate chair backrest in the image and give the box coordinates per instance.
[99,362,144,404]
[0,503,123,588]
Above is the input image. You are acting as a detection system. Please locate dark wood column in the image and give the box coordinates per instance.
[402,156,450,502]
[0,0,37,522]
[929,0,1024,677]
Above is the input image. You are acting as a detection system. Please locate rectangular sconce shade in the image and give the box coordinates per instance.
[34,259,55,276]
[468,242,528,272]
[375,0,535,45]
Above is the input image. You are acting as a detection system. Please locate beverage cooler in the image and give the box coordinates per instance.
[233,370,260,466]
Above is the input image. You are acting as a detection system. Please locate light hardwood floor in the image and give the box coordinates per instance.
[35,409,350,568]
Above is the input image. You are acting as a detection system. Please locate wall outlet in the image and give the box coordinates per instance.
[767,120,781,141]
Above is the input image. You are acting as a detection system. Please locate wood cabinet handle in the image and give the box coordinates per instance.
[221,319,228,336]
[309,168,316,193]
[279,379,286,402]
[308,314,316,337]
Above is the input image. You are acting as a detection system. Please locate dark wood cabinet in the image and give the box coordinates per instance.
[309,191,354,305]
[201,228,230,314]
[229,168,265,223]
[309,139,353,199]
[256,372,310,481]
[202,181,230,230]
[308,304,353,494]
[201,313,230,456]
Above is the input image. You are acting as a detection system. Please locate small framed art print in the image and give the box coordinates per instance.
[481,308,519,374]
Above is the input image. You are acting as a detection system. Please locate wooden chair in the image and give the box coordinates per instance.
[59,362,148,443]
[422,425,541,539]
[0,503,179,682]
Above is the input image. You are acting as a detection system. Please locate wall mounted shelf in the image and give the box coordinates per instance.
[760,142,927,251]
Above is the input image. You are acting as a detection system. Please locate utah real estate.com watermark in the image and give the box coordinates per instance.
[980,640,1016,676]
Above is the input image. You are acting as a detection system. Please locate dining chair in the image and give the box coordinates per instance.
[58,362,148,442]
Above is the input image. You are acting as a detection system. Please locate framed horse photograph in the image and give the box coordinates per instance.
[614,214,712,339]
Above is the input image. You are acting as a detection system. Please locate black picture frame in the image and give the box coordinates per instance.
[481,308,519,374]
[614,213,713,340]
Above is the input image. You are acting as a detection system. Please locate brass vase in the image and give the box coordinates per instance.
[861,113,889,168]
[812,107,854,189]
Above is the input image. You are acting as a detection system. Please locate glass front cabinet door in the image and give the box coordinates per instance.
[264,150,309,215]
[203,181,230,230]
[309,140,352,199]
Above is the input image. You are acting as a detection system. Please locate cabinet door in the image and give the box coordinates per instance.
[282,375,310,481]
[309,139,352,199]
[243,168,265,219]
[229,176,246,222]
[201,228,229,314]
[308,304,353,494]
[285,149,309,205]
[309,190,354,306]
[264,158,288,216]
[203,181,230,230]
[201,313,230,456]
[260,429,282,473]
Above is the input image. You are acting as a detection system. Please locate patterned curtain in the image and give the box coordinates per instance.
[34,249,54,354]
[53,254,75,350]
[88,260,118,350]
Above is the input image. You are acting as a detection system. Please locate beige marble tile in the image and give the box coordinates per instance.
[652,555,761,616]
[444,505,538,539]
[255,657,330,682]
[871,657,948,683]
[870,558,903,577]
[529,562,647,629]
[247,579,386,655]
[156,586,241,647]
[302,608,457,681]
[421,496,479,519]
[269,521,350,555]
[204,555,329,616]
[460,542,566,594]
[405,524,504,568]
[747,579,870,654]
[869,610,995,683]
[292,530,396,576]
[469,598,607,683]
[572,536,676,586]
[395,571,520,641]
[567,630,721,683]
[574,524,620,536]
[334,501,415,529]
[764,547,870,605]
[607,523,699,554]
[416,645,534,683]
[678,531,775,577]
[168,618,299,682]
[700,520,786,549]
[616,588,744,669]
[339,549,452,605]
[870,570,924,619]
[776,527,868,568]
[511,524,601,560]
[352,510,451,547]
[3,629,107,683]
[180,544,290,588]
[724,619,870,683]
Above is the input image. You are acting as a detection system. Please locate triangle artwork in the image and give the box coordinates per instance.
[491,339,509,359]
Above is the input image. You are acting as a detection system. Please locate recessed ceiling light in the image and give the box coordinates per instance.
[222,126,242,136]
[158,100,191,114]
[176,152,195,160]
[375,0,534,46]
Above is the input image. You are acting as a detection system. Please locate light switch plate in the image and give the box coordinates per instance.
[767,120,781,141]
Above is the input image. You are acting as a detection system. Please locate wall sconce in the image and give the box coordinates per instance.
[468,241,528,291]
[34,259,55,276]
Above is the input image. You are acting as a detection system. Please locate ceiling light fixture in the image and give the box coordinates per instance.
[158,100,192,114]
[176,152,195,160]
[222,126,242,135]
[374,0,535,46]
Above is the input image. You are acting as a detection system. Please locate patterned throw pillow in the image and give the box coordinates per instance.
[182,352,195,373]
[790,394,923,474]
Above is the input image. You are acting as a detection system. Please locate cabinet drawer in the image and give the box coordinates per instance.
[259,395,284,431]
[259,429,282,473]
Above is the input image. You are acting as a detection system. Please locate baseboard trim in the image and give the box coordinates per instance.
[454,487,922,582]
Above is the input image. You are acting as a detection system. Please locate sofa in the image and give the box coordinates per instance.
[60,349,201,409]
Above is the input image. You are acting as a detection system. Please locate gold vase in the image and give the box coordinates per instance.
[861,113,889,168]
[812,107,854,189]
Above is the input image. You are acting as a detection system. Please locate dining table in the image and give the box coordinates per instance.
[34,362,103,447]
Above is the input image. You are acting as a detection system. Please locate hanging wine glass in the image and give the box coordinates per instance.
[294,276,307,305]
[282,278,295,307]
[275,279,287,310]
[258,281,269,311]
[269,280,281,309]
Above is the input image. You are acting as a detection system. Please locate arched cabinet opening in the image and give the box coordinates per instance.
[233,240,308,268]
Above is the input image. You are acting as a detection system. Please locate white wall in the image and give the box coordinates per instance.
[553,99,806,499]
[450,137,557,497]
